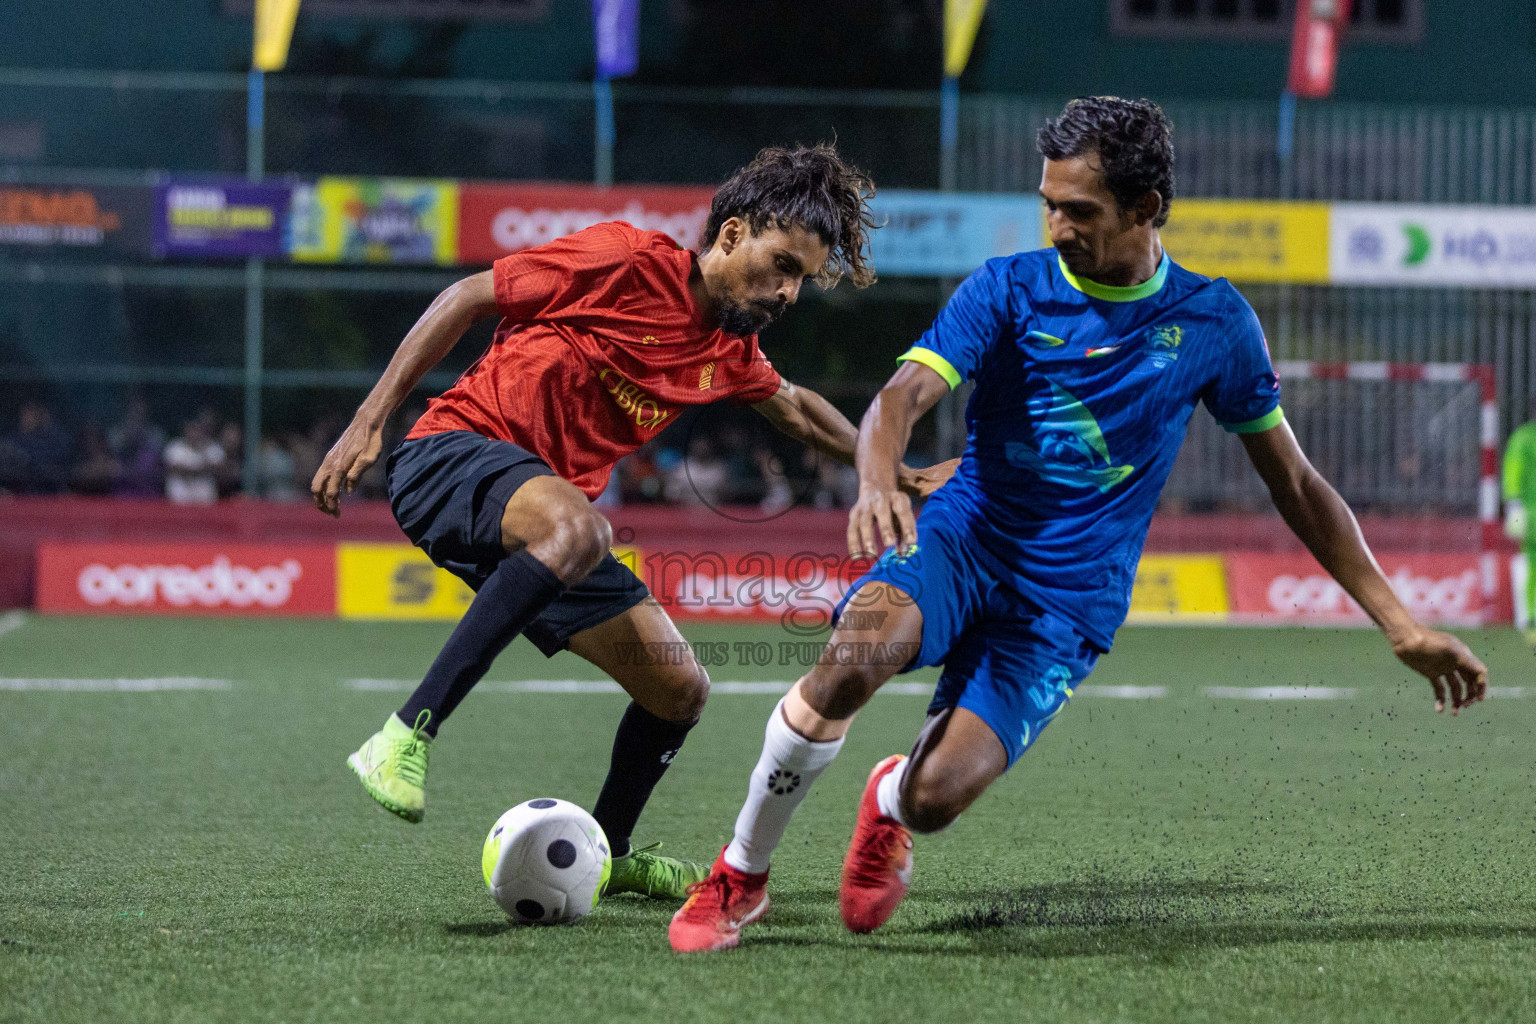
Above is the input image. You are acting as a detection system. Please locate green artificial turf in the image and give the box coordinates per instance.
[1,615,1534,1023]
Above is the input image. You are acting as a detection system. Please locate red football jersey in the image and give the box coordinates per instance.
[407,222,784,498]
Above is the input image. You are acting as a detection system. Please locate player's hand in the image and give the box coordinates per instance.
[847,486,917,561]
[898,459,959,499]
[1390,626,1489,715]
[311,416,384,518]
[1506,500,1528,542]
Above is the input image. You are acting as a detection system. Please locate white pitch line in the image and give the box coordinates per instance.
[1077,684,1167,699]
[0,678,232,692]
[0,610,26,640]
[1204,686,1357,701]
[1487,686,1525,698]
[343,678,934,696]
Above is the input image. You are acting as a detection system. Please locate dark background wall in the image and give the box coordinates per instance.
[3,1,1533,104]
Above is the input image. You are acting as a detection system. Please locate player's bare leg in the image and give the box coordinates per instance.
[670,581,921,951]
[564,599,712,898]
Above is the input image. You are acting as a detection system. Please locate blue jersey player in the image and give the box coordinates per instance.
[669,97,1491,953]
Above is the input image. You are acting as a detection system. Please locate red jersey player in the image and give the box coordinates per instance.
[311,144,952,904]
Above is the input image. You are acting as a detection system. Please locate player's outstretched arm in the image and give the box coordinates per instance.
[1240,420,1489,714]
[310,270,498,517]
[751,381,957,499]
[847,362,951,559]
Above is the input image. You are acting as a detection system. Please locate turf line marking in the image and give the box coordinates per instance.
[343,678,934,696]
[1076,684,1167,699]
[0,610,26,640]
[1204,686,1357,700]
[1487,686,1525,698]
[0,678,232,692]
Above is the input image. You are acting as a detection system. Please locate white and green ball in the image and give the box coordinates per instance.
[482,798,611,925]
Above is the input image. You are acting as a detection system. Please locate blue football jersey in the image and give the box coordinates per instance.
[900,248,1282,650]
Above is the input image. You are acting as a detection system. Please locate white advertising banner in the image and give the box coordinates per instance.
[1331,202,1536,287]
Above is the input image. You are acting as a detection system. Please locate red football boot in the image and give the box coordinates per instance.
[668,847,770,953]
[839,754,914,934]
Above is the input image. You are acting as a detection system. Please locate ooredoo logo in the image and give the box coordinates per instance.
[77,557,304,609]
[490,200,708,252]
[1267,568,1479,618]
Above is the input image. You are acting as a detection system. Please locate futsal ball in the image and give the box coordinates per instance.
[481,798,611,925]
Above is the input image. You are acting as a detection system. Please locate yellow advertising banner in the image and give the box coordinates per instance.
[336,543,641,621]
[290,177,459,265]
[1159,200,1330,283]
[1126,554,1230,624]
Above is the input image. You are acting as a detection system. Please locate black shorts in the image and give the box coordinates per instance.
[385,430,649,657]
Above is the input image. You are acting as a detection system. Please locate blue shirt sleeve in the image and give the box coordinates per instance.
[1201,288,1283,433]
[898,258,1012,389]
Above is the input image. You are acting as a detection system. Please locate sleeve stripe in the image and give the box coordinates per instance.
[897,347,962,390]
[1219,406,1285,434]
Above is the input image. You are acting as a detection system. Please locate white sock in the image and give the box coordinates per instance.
[874,756,910,825]
[723,697,845,874]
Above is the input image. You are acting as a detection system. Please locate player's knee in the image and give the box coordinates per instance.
[669,662,710,723]
[802,662,885,720]
[540,506,611,582]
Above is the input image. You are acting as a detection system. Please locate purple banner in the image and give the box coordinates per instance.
[594,0,640,79]
[154,180,291,259]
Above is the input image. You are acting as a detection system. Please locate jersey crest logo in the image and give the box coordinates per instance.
[639,335,658,345]
[1005,379,1135,493]
[699,361,715,390]
[1147,324,1183,368]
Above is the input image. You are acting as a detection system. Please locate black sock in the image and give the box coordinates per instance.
[592,701,696,858]
[398,548,565,737]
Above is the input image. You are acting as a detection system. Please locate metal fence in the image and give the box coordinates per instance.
[3,69,1535,511]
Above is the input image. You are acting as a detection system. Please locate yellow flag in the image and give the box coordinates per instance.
[253,0,302,71]
[944,0,988,78]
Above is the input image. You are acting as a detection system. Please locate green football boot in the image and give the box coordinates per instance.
[346,711,432,823]
[604,842,708,900]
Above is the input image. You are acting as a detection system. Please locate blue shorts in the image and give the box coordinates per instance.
[386,430,649,657]
[833,507,1102,767]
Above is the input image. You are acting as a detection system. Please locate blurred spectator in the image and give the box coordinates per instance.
[806,449,859,510]
[755,447,794,517]
[163,414,225,505]
[0,401,73,494]
[666,436,728,505]
[108,395,167,462]
[216,421,243,498]
[256,436,301,501]
[107,395,165,497]
[71,423,122,495]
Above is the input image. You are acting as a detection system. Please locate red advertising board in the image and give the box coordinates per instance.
[458,182,715,264]
[639,548,873,629]
[35,543,336,617]
[1227,550,1504,627]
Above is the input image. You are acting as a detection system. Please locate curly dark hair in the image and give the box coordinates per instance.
[700,143,878,289]
[1036,97,1175,228]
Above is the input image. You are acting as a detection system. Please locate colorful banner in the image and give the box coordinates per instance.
[0,184,152,254]
[1226,550,1501,627]
[1125,555,1230,624]
[868,190,1039,276]
[1287,0,1353,99]
[154,179,291,259]
[593,0,640,79]
[458,182,712,264]
[1330,203,1536,288]
[1158,200,1331,283]
[35,543,335,617]
[290,177,458,265]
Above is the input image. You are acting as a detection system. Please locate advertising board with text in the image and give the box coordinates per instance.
[35,543,336,617]
[1159,200,1331,283]
[458,182,713,264]
[1226,550,1503,627]
[0,183,153,255]
[155,179,291,259]
[1330,203,1536,287]
[866,191,1040,276]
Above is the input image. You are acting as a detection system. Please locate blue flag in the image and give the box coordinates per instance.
[594,0,640,79]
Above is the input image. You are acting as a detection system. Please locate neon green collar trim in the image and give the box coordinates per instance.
[1057,251,1170,302]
